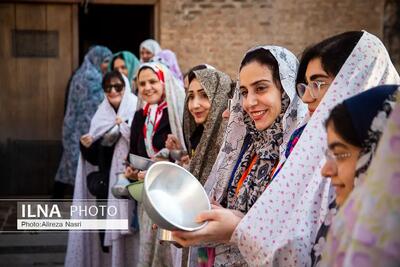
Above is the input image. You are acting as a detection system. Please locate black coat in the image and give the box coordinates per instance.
[80,138,115,173]
[129,108,171,159]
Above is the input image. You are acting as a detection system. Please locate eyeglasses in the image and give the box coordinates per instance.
[324,149,352,163]
[296,81,328,99]
[104,83,124,93]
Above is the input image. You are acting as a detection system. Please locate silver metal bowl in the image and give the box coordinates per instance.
[129,154,154,170]
[111,172,131,198]
[101,124,121,147]
[169,149,188,161]
[142,161,211,231]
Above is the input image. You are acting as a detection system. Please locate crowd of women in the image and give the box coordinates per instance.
[57,31,400,267]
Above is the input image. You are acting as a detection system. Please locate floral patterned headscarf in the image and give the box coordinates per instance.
[183,68,232,185]
[202,45,307,267]
[55,45,112,186]
[205,45,307,206]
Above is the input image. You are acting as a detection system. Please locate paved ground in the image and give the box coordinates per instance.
[0,199,67,267]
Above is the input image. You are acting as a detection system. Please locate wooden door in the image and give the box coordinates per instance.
[0,3,78,195]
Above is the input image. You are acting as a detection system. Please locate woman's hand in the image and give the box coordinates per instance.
[178,155,190,166]
[125,166,146,181]
[172,206,244,247]
[80,134,93,148]
[115,116,123,125]
[124,165,139,180]
[137,170,146,181]
[165,134,182,150]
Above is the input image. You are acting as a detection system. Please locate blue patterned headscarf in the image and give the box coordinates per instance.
[110,51,140,85]
[55,45,112,185]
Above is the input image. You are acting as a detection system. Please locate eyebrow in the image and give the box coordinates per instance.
[108,83,123,86]
[308,74,330,82]
[328,141,349,150]
[189,87,204,91]
[240,79,271,89]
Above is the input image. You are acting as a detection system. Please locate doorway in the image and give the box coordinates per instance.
[79,4,154,62]
[0,3,156,197]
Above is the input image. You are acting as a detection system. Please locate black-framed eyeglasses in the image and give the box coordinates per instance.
[296,80,328,99]
[104,83,124,93]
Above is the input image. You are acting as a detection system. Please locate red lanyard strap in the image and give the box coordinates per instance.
[235,155,258,196]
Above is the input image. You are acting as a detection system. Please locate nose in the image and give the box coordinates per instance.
[192,96,201,109]
[246,91,258,107]
[144,82,152,91]
[321,160,337,178]
[301,87,315,104]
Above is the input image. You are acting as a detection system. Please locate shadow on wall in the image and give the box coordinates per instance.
[0,140,62,196]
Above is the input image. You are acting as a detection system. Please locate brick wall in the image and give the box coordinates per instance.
[159,0,385,78]
[384,0,400,71]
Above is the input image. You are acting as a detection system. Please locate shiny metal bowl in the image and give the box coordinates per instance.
[111,172,131,198]
[129,154,154,170]
[101,124,121,147]
[142,161,211,231]
[169,149,188,161]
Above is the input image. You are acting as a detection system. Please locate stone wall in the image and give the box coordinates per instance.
[159,0,385,77]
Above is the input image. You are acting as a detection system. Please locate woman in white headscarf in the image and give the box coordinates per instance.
[173,45,307,266]
[231,31,400,266]
[125,61,186,267]
[140,39,162,63]
[65,71,139,267]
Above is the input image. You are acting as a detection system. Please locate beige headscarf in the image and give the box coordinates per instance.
[183,68,233,185]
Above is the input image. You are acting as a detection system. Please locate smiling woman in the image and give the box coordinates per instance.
[124,61,186,267]
[66,71,138,267]
[173,46,307,266]
[102,71,126,110]
[239,57,283,131]
[183,68,233,185]
[137,67,165,104]
[187,78,212,124]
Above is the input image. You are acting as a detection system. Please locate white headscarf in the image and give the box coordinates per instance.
[139,39,162,62]
[65,75,139,267]
[137,62,186,152]
[230,31,400,266]
[204,45,307,202]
